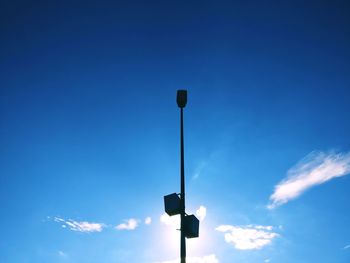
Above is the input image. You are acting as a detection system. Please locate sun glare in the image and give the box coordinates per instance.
[157,212,213,261]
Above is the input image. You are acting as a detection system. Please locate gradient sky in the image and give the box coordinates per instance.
[1,1,350,262]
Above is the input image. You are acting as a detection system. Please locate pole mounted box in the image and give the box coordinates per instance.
[184,214,199,238]
[164,193,181,216]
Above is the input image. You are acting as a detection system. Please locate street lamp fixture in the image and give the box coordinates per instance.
[177,90,187,108]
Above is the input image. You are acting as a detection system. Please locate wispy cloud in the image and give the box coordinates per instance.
[192,161,207,180]
[53,216,140,232]
[54,217,104,233]
[145,216,152,225]
[268,151,350,209]
[215,224,278,250]
[58,250,68,258]
[115,218,139,230]
[155,254,219,263]
[196,206,207,221]
[343,244,350,250]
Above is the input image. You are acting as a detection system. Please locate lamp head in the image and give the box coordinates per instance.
[177,90,187,108]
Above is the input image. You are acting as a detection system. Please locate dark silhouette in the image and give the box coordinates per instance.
[164,90,199,263]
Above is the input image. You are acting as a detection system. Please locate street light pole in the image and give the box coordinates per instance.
[164,90,199,263]
[180,106,186,263]
[177,90,187,263]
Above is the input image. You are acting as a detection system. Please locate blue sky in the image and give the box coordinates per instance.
[1,1,350,262]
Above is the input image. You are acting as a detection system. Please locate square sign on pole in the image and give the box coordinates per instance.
[184,214,199,238]
[164,193,181,216]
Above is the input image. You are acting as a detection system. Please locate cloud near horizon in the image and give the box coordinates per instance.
[115,218,139,230]
[268,151,350,209]
[145,216,152,225]
[215,224,278,250]
[196,206,207,221]
[154,254,219,263]
[52,216,148,232]
[54,217,104,233]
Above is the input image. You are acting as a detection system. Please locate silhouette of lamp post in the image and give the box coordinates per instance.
[164,90,199,263]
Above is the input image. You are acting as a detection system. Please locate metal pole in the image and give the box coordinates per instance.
[180,107,186,263]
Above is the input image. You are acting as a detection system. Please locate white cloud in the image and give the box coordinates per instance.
[54,217,104,233]
[196,206,207,221]
[215,225,278,250]
[155,254,219,263]
[251,225,273,231]
[268,151,350,209]
[54,217,64,223]
[145,216,152,225]
[343,244,350,250]
[264,259,270,263]
[192,161,207,180]
[160,213,180,227]
[58,250,68,258]
[116,218,139,230]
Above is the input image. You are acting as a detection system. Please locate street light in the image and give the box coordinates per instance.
[164,90,199,263]
[177,90,187,108]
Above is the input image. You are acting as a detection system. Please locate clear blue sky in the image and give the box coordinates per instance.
[1,1,350,262]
